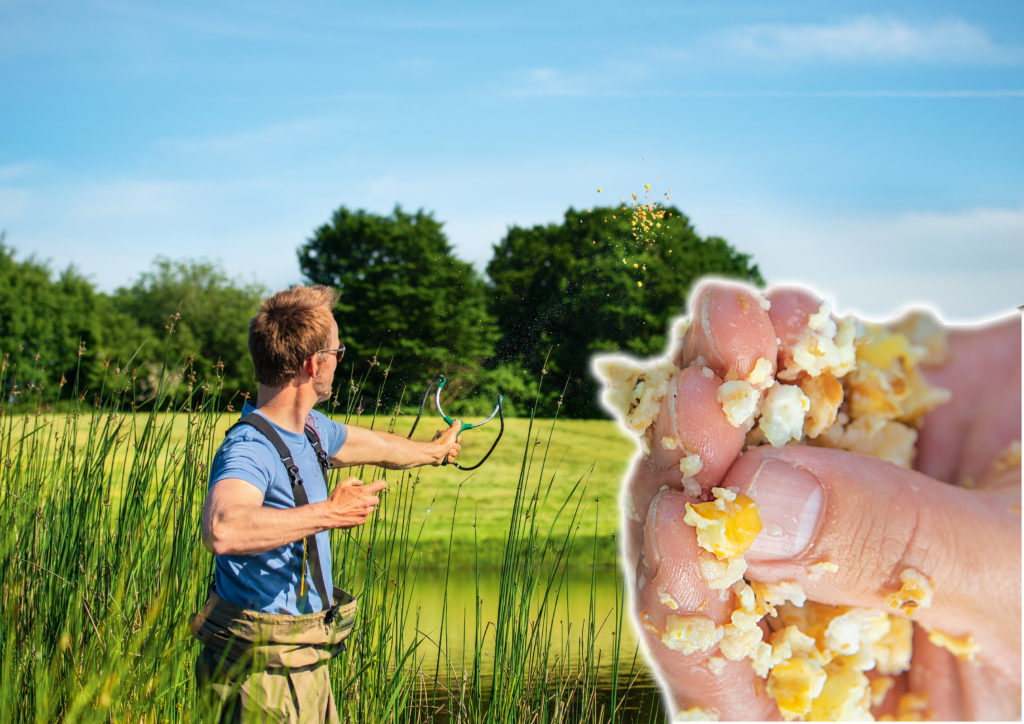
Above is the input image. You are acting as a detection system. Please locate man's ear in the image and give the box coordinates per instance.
[303,354,319,378]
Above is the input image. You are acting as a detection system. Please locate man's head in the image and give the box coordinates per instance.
[249,285,341,391]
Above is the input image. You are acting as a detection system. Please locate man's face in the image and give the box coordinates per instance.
[313,318,340,403]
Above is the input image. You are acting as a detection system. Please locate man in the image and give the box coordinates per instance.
[192,285,461,722]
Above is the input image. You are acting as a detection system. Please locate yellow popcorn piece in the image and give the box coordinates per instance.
[873,615,913,676]
[884,568,934,615]
[808,663,871,721]
[925,626,979,661]
[849,326,951,426]
[879,692,931,721]
[869,676,895,708]
[684,488,762,559]
[766,657,827,720]
[799,372,843,438]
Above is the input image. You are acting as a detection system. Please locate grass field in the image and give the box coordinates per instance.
[343,412,638,568]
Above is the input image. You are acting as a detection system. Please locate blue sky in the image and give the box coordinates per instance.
[2,0,1022,323]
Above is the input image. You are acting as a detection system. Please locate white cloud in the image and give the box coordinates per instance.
[696,201,1024,323]
[721,16,1023,65]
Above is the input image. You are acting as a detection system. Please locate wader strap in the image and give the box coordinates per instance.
[231,413,333,617]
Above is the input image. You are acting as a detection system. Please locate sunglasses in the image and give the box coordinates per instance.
[317,344,346,362]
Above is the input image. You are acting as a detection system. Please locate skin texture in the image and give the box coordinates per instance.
[203,316,462,557]
[625,280,1021,720]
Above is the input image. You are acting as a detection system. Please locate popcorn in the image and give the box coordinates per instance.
[884,568,934,615]
[661,614,722,654]
[600,285,958,721]
[696,550,747,590]
[717,380,760,428]
[777,304,857,382]
[684,488,763,560]
[679,452,704,477]
[767,657,828,720]
[593,356,676,452]
[757,384,811,447]
[925,626,979,661]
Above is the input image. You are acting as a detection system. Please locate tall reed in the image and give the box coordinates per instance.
[0,340,663,722]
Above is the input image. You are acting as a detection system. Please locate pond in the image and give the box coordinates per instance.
[400,566,667,722]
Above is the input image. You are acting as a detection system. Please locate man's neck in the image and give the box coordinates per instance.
[254,384,317,434]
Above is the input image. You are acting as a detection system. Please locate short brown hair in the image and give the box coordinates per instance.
[249,285,340,386]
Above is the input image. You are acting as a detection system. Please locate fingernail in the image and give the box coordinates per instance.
[746,460,823,561]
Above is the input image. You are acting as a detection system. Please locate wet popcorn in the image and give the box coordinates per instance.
[596,288,956,721]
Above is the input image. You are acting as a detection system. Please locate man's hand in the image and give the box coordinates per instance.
[622,281,1021,720]
[323,476,387,527]
[203,475,387,556]
[431,421,462,465]
[332,420,462,469]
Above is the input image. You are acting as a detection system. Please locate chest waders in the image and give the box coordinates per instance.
[191,413,356,724]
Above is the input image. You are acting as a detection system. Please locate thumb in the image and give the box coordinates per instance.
[730,445,1020,671]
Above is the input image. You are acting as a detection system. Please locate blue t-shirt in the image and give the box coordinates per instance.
[208,402,348,614]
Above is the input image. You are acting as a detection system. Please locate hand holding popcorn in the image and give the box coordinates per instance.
[596,280,1021,721]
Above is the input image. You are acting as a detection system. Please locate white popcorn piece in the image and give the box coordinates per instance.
[717,379,760,428]
[756,384,811,447]
[661,615,723,654]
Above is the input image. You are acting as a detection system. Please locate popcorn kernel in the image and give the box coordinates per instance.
[684,488,762,559]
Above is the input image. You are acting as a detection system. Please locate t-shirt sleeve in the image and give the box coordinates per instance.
[207,432,279,496]
[309,410,348,456]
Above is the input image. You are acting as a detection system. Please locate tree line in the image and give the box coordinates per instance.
[0,204,763,418]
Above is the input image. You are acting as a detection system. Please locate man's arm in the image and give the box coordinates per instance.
[201,476,386,556]
[332,422,461,469]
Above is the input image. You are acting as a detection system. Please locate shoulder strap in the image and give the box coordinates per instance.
[229,413,332,613]
[303,420,331,481]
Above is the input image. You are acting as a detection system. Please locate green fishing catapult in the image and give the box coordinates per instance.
[408,373,504,471]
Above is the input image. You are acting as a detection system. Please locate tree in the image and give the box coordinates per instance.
[111,258,266,404]
[298,206,499,411]
[0,239,138,403]
[486,206,764,417]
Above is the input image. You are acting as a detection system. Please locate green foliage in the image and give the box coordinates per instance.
[298,206,499,407]
[0,239,138,401]
[111,258,266,404]
[486,206,764,416]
